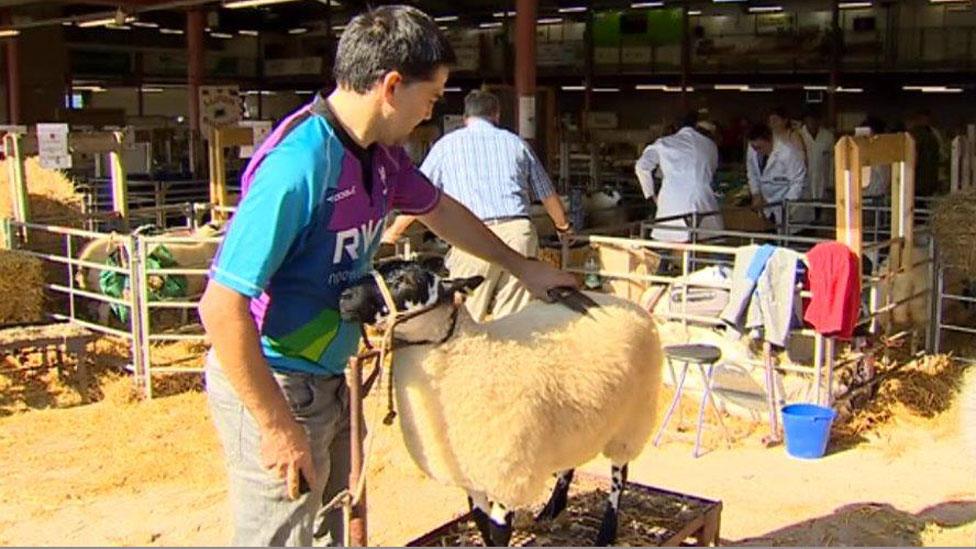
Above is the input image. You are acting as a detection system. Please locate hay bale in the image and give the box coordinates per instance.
[0,249,45,325]
[0,155,85,224]
[0,157,86,307]
[931,190,976,278]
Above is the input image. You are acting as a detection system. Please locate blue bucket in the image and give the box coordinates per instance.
[781,403,836,459]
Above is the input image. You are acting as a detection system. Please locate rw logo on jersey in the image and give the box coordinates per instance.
[333,219,383,264]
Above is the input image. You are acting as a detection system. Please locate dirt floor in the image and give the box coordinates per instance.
[0,334,974,546]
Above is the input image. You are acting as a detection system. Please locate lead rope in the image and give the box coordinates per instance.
[321,270,401,545]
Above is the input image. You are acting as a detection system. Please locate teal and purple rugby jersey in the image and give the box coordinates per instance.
[210,94,441,376]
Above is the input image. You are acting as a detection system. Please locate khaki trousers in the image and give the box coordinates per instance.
[445,218,539,322]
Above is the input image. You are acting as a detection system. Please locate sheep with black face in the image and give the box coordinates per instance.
[340,259,664,546]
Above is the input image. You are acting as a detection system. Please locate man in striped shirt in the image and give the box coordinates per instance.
[383,90,572,321]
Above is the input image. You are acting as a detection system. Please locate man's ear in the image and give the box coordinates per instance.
[381,71,403,103]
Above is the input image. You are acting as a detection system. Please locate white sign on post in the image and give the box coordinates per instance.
[239,120,273,158]
[518,96,536,140]
[199,86,242,138]
[37,123,71,170]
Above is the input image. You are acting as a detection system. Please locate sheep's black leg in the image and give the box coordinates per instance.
[595,464,628,546]
[467,493,495,546]
[488,502,514,547]
[535,469,575,521]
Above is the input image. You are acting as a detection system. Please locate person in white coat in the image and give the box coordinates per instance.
[746,123,809,232]
[800,110,835,201]
[635,112,723,242]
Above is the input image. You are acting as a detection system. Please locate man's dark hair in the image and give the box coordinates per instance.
[747,123,773,142]
[464,90,500,119]
[770,106,790,119]
[680,110,699,129]
[333,5,456,93]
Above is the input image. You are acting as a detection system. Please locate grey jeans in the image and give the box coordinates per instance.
[205,351,352,546]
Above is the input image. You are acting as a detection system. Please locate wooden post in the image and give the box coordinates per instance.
[834,136,863,265]
[208,126,253,222]
[347,355,367,547]
[108,131,129,224]
[4,132,29,226]
[968,124,976,188]
[951,136,963,194]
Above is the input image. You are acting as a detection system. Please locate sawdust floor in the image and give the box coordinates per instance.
[0,338,974,546]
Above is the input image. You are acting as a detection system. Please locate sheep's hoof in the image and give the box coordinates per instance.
[468,500,494,546]
[534,489,568,522]
[594,504,618,546]
[488,519,512,547]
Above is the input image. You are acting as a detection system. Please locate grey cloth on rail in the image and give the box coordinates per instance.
[719,244,803,347]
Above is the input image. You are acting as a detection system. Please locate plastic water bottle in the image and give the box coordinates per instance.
[584,254,601,290]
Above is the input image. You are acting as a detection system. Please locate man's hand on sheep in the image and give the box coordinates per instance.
[511,257,580,302]
[260,420,317,501]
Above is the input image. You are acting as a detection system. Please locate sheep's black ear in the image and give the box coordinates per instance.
[417,254,449,277]
[339,279,384,323]
[442,276,485,296]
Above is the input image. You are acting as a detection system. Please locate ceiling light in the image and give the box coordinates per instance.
[561,85,586,91]
[141,87,164,93]
[836,86,863,93]
[74,85,107,92]
[839,2,872,8]
[538,17,563,24]
[493,11,516,18]
[332,25,346,31]
[79,17,130,28]
[558,6,588,13]
[160,28,184,35]
[287,27,307,35]
[748,6,783,13]
[295,90,315,95]
[224,0,300,8]
[904,85,964,93]
[479,22,503,29]
[439,25,448,30]
[635,84,692,92]
[715,84,748,90]
[61,21,73,27]
[689,10,703,15]
[444,87,463,92]
[0,29,20,38]
[593,87,620,93]
[210,32,234,39]
[434,15,459,22]
[105,24,131,30]
[744,87,775,92]
[713,0,748,3]
[930,0,969,4]
[132,21,159,28]
[631,2,664,7]
[804,85,829,90]
[238,29,259,36]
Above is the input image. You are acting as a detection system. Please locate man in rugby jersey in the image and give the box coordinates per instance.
[198,5,576,546]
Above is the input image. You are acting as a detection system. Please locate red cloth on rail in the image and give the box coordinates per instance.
[804,241,861,340]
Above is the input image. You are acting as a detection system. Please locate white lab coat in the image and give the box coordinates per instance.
[800,125,835,200]
[635,127,723,242]
[747,140,810,230]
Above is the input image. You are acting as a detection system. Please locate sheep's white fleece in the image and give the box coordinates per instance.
[391,292,663,509]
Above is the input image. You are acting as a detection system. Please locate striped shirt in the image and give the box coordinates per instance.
[419,118,555,220]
